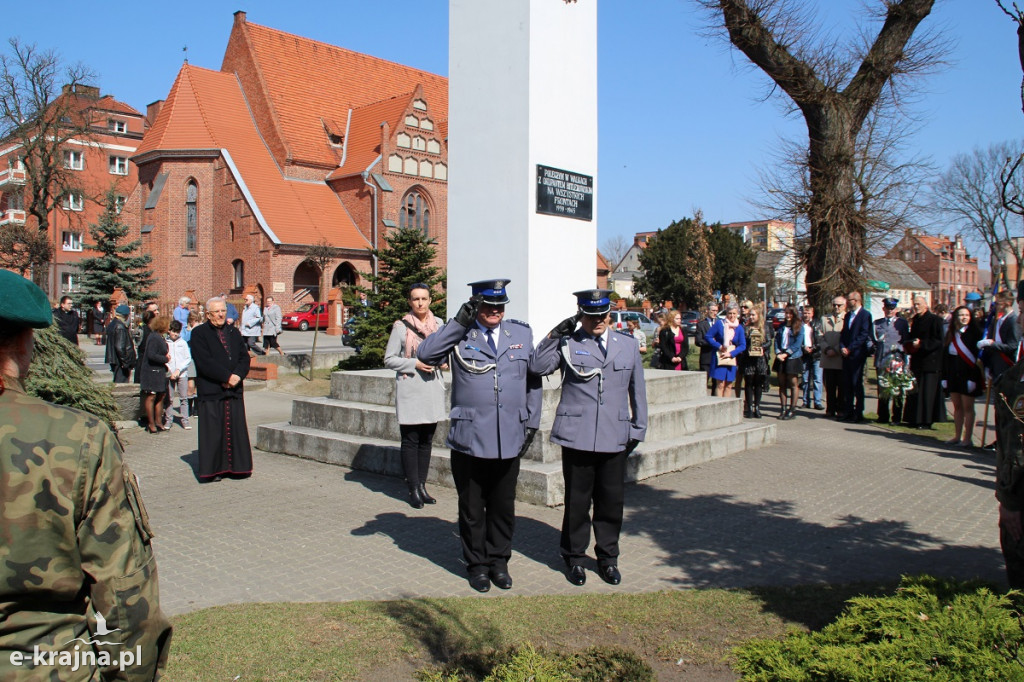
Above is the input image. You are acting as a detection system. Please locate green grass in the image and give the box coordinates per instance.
[165,584,898,681]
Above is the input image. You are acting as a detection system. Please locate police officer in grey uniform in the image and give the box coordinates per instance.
[873,297,909,424]
[531,289,648,586]
[417,279,542,593]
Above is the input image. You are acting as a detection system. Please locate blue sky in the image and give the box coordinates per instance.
[8,1,1021,256]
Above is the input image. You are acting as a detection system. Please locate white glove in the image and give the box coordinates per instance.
[978,339,994,349]
[941,380,947,390]
[967,380,977,393]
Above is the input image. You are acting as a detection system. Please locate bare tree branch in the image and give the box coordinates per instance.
[0,38,96,292]
[698,0,941,308]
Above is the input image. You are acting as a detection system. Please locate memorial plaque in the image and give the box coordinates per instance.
[536,164,593,221]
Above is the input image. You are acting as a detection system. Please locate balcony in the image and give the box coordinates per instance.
[0,209,26,226]
[0,167,26,188]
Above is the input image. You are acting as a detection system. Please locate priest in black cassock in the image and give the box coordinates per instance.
[189,297,253,481]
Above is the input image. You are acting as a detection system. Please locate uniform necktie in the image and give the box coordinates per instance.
[596,335,606,358]
[486,328,497,354]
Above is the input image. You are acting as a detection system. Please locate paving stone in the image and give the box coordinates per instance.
[119,389,1004,616]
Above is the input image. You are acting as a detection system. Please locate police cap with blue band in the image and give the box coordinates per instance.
[882,297,899,309]
[469,279,511,304]
[0,270,53,330]
[573,288,614,316]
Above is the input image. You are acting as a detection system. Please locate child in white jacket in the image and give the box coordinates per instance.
[165,320,193,429]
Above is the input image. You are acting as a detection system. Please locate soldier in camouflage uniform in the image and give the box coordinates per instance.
[0,270,172,681]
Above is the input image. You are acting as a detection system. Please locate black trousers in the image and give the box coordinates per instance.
[823,368,843,416]
[244,336,264,354]
[743,373,765,408]
[561,447,627,567]
[842,356,867,417]
[1001,525,1024,590]
[111,364,131,383]
[263,334,281,350]
[877,395,904,424]
[399,423,436,486]
[450,451,520,575]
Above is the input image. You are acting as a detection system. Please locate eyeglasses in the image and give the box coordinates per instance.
[741,305,749,309]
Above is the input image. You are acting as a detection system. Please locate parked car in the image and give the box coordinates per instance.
[767,307,787,330]
[680,310,699,337]
[608,310,657,335]
[282,302,329,331]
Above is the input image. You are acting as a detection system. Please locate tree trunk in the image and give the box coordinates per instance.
[803,104,865,309]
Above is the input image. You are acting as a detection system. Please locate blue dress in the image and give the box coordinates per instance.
[705,319,747,382]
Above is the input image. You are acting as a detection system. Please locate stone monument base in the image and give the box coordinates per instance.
[257,369,775,506]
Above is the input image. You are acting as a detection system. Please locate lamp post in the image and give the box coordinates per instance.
[757,282,767,309]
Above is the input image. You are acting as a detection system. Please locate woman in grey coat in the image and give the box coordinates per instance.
[384,283,447,508]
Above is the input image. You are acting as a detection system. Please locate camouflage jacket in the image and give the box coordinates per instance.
[0,378,172,681]
[994,361,1024,511]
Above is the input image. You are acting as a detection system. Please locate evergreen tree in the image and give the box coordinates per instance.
[74,188,157,305]
[28,324,119,431]
[634,213,714,309]
[340,227,446,369]
[707,223,756,298]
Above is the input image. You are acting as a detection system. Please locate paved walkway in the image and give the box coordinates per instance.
[118,385,1003,616]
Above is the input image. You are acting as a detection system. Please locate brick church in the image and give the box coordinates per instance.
[128,11,449,311]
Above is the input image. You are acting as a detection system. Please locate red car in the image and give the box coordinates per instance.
[282,302,329,331]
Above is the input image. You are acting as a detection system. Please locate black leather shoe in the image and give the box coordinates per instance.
[489,568,513,590]
[752,405,762,419]
[418,483,436,504]
[407,486,424,509]
[567,565,586,586]
[599,565,621,585]
[469,573,490,592]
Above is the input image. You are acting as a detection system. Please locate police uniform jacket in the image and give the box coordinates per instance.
[417,318,541,459]
[531,329,647,453]
[873,315,909,370]
[985,311,1020,379]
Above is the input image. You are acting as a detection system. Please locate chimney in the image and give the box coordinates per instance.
[146,100,164,125]
[62,83,100,99]
[234,10,246,26]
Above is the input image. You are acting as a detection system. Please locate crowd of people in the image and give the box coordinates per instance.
[640,289,1024,445]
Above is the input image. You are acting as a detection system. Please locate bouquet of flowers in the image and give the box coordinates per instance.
[877,349,916,400]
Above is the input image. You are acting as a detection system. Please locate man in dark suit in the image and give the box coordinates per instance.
[873,297,910,424]
[903,295,944,429]
[978,288,1021,449]
[839,290,872,423]
[694,301,719,390]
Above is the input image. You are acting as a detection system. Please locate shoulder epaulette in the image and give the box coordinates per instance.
[614,329,634,338]
[507,319,531,328]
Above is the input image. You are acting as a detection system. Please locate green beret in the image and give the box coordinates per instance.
[0,270,53,329]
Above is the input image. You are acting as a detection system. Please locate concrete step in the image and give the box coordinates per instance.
[329,367,712,407]
[256,419,776,507]
[287,392,745,464]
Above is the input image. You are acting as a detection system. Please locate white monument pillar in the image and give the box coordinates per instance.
[448,0,597,333]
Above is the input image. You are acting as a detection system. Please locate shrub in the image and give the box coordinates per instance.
[734,575,1024,681]
[27,324,119,430]
[416,643,654,681]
